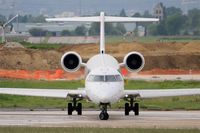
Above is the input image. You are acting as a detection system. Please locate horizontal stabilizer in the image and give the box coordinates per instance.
[105,16,159,22]
[46,16,159,23]
[46,17,100,22]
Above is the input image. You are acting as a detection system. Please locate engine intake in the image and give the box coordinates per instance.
[61,52,82,72]
[123,52,145,72]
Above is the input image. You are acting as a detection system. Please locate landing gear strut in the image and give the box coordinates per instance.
[68,98,82,115]
[99,103,109,120]
[124,97,139,116]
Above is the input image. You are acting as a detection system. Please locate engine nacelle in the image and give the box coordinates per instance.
[123,52,145,72]
[61,51,82,72]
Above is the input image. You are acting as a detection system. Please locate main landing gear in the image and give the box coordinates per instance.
[99,103,109,120]
[68,98,82,115]
[124,98,139,116]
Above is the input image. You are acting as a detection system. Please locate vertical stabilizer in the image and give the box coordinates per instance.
[46,12,159,55]
[100,12,105,54]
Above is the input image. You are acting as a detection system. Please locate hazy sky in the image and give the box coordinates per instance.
[0,0,200,16]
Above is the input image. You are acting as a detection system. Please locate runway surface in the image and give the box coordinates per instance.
[0,111,200,128]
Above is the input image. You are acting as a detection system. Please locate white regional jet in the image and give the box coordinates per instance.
[1,12,200,120]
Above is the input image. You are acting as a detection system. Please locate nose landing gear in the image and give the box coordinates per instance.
[99,103,110,120]
[99,111,109,120]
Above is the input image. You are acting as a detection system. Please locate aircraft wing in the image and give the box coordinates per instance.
[124,89,200,99]
[0,88,86,98]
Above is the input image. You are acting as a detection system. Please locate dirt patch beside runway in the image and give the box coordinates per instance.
[0,41,200,71]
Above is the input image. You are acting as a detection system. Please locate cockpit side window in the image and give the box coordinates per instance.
[115,75,122,81]
[94,75,104,82]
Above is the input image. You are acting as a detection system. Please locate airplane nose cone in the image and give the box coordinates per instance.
[99,93,111,103]
[87,82,123,104]
[96,88,120,103]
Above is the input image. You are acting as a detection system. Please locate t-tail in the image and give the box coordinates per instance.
[46,12,159,54]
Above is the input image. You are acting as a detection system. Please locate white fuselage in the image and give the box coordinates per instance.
[84,54,124,104]
[85,68,124,104]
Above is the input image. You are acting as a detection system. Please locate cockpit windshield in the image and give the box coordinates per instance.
[87,75,104,82]
[87,75,122,82]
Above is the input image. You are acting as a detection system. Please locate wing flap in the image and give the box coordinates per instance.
[124,89,200,99]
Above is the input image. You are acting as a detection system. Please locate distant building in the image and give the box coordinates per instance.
[55,11,76,18]
[153,2,165,21]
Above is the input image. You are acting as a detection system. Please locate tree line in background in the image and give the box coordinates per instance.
[60,22,126,36]
[147,7,200,36]
[27,11,127,37]
[1,7,200,36]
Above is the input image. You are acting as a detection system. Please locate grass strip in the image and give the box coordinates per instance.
[0,127,199,133]
[1,80,200,110]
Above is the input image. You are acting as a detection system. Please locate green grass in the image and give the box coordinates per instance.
[158,36,200,43]
[135,36,159,43]
[1,94,199,110]
[0,79,84,89]
[0,127,199,133]
[1,80,200,110]
[105,36,159,44]
[105,36,133,44]
[2,35,200,49]
[137,36,200,43]
[140,95,200,110]
[0,94,67,109]
[1,79,200,90]
[11,36,200,50]
[125,80,200,90]
[20,41,63,50]
[106,36,200,44]
[0,37,2,44]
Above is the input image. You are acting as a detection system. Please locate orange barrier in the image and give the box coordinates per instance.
[0,69,84,80]
[139,69,200,75]
[120,68,200,76]
[0,68,200,80]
